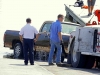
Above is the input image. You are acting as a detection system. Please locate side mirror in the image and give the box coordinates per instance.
[43,31,47,33]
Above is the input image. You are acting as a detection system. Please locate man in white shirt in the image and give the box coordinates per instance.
[19,18,39,65]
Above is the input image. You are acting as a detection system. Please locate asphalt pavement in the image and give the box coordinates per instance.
[0,58,54,75]
[0,57,100,75]
[36,61,100,75]
[0,45,54,75]
[0,44,100,75]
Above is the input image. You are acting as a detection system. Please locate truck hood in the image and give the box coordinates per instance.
[61,33,70,36]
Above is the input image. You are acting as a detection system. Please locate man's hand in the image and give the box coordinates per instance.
[21,39,23,43]
[89,0,91,1]
[34,34,39,42]
[19,35,23,42]
[34,38,37,42]
[60,40,63,45]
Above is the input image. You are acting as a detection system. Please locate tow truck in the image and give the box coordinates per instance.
[64,4,100,69]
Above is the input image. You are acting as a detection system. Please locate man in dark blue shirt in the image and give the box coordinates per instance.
[48,14,64,65]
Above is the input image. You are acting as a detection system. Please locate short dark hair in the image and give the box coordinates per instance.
[26,18,31,23]
[57,14,63,19]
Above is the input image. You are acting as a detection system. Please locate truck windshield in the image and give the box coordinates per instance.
[61,23,78,34]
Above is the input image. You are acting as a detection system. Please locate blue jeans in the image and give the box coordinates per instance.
[48,40,62,63]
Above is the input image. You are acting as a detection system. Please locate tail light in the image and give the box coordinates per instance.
[3,34,6,42]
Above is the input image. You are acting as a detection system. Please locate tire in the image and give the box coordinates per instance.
[14,43,23,59]
[71,40,87,68]
[85,56,95,69]
[67,53,71,64]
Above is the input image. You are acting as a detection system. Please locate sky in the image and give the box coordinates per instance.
[0,0,76,31]
[1,0,100,31]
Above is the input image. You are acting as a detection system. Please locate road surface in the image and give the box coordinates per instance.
[36,61,100,75]
[0,46,100,75]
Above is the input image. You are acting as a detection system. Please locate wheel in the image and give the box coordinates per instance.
[71,40,87,68]
[14,43,23,59]
[85,56,95,69]
[67,52,71,64]
[96,57,100,68]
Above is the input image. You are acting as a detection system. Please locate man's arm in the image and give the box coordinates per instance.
[58,32,62,41]
[35,34,39,41]
[19,28,24,42]
[34,27,39,42]
[57,24,62,41]
[19,35,23,42]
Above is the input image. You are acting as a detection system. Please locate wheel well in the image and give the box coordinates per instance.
[12,40,22,49]
[62,45,66,54]
[69,37,75,54]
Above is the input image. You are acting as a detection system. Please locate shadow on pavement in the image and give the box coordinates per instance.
[57,63,100,74]
[40,65,50,66]
[39,63,100,74]
[80,15,90,18]
[64,67,100,74]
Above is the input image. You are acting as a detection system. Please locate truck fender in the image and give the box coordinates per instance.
[67,37,75,64]
[68,37,75,53]
[67,31,76,53]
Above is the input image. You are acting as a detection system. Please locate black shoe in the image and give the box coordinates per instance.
[25,63,28,65]
[49,63,54,65]
[88,13,92,16]
[30,63,34,65]
[56,63,62,66]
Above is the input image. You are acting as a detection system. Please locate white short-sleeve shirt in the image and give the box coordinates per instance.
[19,24,38,39]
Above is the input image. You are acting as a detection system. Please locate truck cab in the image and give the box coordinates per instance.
[3,21,79,62]
[35,21,79,62]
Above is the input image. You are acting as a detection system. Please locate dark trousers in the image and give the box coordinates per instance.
[23,38,34,64]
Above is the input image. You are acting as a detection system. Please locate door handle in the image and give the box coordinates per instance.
[45,34,49,37]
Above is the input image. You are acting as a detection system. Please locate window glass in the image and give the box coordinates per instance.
[61,23,78,34]
[41,23,78,34]
[41,23,51,32]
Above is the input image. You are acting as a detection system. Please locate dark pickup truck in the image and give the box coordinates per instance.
[4,21,79,62]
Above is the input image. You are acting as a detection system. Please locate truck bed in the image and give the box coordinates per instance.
[65,4,99,26]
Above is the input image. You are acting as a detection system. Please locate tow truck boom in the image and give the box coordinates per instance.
[64,4,100,26]
[64,4,86,27]
[65,4,100,69]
